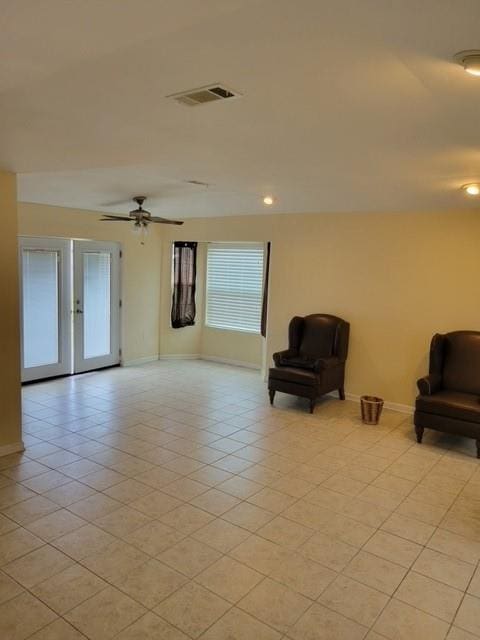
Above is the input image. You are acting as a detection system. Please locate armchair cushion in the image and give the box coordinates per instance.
[416,390,480,424]
[273,350,316,371]
[269,366,317,386]
[273,351,343,374]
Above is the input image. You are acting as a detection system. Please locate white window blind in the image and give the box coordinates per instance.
[206,243,265,333]
[22,249,60,368]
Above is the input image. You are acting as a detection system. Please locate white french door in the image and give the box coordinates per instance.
[73,241,120,373]
[19,237,72,382]
[19,237,121,382]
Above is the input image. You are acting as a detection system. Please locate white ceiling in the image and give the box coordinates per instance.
[2,0,480,217]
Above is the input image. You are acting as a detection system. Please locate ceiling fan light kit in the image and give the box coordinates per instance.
[462,183,480,196]
[454,50,480,76]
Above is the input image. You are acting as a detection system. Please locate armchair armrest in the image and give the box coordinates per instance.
[313,357,342,373]
[417,373,442,395]
[273,349,297,367]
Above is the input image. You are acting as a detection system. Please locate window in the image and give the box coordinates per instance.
[206,243,265,333]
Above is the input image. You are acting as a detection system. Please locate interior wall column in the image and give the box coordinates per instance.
[0,170,23,456]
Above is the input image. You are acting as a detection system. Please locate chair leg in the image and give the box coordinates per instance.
[415,425,424,444]
[269,389,275,406]
[309,398,315,414]
[338,387,345,401]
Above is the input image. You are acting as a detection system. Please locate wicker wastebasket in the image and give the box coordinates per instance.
[360,396,384,425]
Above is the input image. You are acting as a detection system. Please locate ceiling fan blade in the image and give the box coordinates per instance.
[100,215,132,221]
[150,216,184,225]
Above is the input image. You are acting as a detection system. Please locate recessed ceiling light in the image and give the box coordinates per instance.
[454,50,480,76]
[462,183,480,196]
[263,196,274,206]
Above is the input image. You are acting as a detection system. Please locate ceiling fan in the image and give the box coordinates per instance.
[100,196,184,227]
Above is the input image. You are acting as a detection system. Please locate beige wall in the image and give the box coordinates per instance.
[0,171,22,453]
[160,210,480,407]
[18,202,162,364]
[200,327,263,368]
[159,241,263,367]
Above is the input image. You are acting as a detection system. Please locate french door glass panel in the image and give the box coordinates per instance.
[19,237,72,382]
[83,252,111,358]
[23,251,59,367]
[73,241,120,373]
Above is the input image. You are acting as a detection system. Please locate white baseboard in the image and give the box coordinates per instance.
[0,441,25,458]
[159,354,200,361]
[122,355,159,367]
[380,399,414,415]
[201,355,261,370]
[328,391,414,415]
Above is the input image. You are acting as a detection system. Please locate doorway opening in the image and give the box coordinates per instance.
[19,237,121,382]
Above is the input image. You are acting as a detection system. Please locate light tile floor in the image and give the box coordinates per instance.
[0,360,479,639]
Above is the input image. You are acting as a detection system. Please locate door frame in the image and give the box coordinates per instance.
[73,240,121,374]
[19,236,73,382]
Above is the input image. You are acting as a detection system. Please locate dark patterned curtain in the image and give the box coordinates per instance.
[171,242,197,328]
[261,241,271,337]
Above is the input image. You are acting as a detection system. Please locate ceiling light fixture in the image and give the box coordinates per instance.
[263,196,274,206]
[462,183,480,196]
[454,50,480,76]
